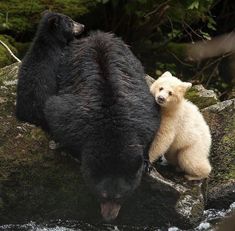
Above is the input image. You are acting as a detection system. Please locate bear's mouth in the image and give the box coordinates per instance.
[100,202,121,222]
[156,98,165,105]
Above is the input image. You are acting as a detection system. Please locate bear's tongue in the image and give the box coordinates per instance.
[100,202,121,222]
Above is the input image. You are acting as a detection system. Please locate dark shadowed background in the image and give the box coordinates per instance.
[0,0,235,99]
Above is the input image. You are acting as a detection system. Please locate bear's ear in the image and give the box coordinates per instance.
[47,15,59,28]
[182,82,192,90]
[41,10,50,17]
[160,71,172,78]
[178,82,192,94]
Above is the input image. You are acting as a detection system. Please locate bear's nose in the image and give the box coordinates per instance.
[101,191,108,198]
[73,22,85,35]
[157,95,165,103]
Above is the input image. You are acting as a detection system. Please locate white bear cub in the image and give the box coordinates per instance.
[149,71,212,180]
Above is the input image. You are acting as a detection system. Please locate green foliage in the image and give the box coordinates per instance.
[0,0,98,34]
[188,0,200,9]
[2,0,231,99]
[0,0,43,33]
[155,62,177,76]
[167,29,182,40]
[0,0,216,40]
[207,16,216,31]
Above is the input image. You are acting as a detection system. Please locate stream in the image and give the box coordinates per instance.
[0,202,234,231]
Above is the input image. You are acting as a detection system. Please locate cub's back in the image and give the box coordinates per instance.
[175,100,211,147]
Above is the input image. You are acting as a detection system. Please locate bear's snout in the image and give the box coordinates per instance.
[157,95,166,104]
[73,22,84,35]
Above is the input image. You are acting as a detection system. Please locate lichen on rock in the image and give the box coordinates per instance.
[186,84,219,109]
[202,99,235,209]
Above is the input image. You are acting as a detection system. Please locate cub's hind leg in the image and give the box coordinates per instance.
[177,146,211,181]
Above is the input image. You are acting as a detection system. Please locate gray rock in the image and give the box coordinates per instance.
[202,99,235,210]
[0,63,233,229]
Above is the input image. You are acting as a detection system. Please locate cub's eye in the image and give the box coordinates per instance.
[159,87,163,91]
[169,91,172,96]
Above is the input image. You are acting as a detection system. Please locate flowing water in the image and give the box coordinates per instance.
[0,202,234,231]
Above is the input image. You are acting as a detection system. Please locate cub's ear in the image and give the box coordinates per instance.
[182,82,192,90]
[150,81,157,95]
[160,71,172,78]
[178,82,192,94]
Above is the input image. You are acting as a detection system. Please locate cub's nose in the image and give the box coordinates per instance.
[157,95,165,104]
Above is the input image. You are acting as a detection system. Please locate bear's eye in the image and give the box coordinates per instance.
[169,91,172,96]
[159,87,163,91]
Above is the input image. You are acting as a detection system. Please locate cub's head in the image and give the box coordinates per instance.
[150,71,192,108]
[39,11,84,44]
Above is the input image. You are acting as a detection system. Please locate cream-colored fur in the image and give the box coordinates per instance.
[149,71,212,180]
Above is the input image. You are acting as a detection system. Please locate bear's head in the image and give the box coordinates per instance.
[150,71,192,108]
[39,11,84,45]
[81,139,144,222]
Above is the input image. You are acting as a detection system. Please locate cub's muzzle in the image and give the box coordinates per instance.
[157,95,166,104]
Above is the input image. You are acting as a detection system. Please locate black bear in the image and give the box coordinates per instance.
[44,32,161,221]
[16,11,84,130]
[16,18,160,220]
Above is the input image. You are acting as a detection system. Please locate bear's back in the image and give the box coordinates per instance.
[67,31,159,142]
[46,31,160,158]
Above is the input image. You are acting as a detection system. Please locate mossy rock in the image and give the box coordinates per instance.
[202,100,235,209]
[186,84,219,109]
[0,63,206,229]
[0,63,99,223]
[0,35,19,68]
[0,63,233,228]
[0,0,97,35]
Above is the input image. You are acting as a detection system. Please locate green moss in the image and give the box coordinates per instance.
[0,35,18,67]
[0,0,98,34]
[0,63,98,223]
[186,88,218,109]
[0,60,233,226]
[221,117,235,179]
[202,100,235,187]
[0,62,19,80]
